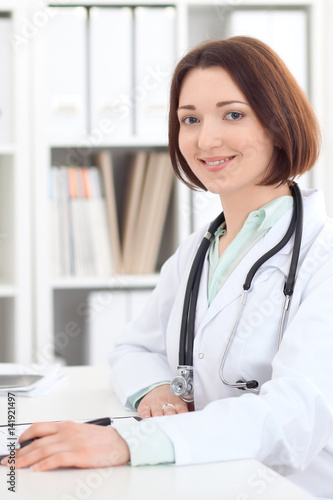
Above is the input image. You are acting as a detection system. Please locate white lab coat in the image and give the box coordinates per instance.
[109,189,333,499]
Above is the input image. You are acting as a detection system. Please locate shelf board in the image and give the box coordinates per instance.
[188,0,313,5]
[51,274,160,289]
[0,284,15,297]
[0,144,15,155]
[50,0,172,6]
[49,136,168,149]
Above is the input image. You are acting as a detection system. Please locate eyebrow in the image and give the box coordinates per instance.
[177,100,248,111]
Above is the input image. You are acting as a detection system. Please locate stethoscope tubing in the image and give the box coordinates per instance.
[218,289,252,390]
[179,212,225,366]
[176,182,303,394]
[243,183,300,292]
[284,182,303,296]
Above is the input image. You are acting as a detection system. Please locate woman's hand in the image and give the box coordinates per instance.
[137,384,189,418]
[1,421,130,472]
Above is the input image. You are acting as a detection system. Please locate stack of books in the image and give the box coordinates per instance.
[49,150,174,277]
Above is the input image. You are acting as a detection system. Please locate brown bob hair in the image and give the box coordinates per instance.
[169,36,321,190]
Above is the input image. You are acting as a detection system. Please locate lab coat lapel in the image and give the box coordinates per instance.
[195,189,326,334]
[197,214,295,331]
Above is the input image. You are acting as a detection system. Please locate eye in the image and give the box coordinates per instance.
[225,111,243,121]
[181,116,199,125]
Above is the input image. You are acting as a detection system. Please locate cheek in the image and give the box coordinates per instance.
[178,132,193,161]
[239,127,274,159]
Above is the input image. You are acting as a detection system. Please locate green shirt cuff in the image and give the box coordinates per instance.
[126,382,171,410]
[113,420,175,466]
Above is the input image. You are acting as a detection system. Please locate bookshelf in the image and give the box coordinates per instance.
[2,0,328,365]
[0,1,31,363]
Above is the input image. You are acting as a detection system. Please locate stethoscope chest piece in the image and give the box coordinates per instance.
[170,366,194,402]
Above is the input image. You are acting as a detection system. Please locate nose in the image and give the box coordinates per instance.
[197,119,224,151]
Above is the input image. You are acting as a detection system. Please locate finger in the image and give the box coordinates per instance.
[175,404,189,414]
[175,401,188,413]
[31,452,77,472]
[18,421,67,444]
[162,404,177,415]
[137,404,152,419]
[29,447,102,472]
[1,427,62,466]
[15,422,79,467]
[29,431,130,471]
[150,405,163,417]
[3,423,130,471]
[15,440,69,470]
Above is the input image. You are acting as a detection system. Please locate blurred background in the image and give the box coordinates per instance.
[0,0,332,367]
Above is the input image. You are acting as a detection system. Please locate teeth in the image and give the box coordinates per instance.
[204,157,233,166]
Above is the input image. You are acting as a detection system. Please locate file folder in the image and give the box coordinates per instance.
[134,7,176,140]
[0,15,12,144]
[45,7,88,141]
[90,7,133,139]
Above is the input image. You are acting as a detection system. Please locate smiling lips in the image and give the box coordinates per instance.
[200,156,235,171]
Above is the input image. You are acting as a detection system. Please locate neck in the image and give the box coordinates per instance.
[220,183,291,241]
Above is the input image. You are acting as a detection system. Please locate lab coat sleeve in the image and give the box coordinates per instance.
[150,254,333,476]
[108,232,199,408]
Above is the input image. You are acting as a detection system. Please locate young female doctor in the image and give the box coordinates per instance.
[4,36,333,499]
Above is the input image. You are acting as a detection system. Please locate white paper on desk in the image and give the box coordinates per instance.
[0,423,30,458]
[0,364,67,397]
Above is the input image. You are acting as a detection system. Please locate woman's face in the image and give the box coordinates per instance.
[177,67,275,198]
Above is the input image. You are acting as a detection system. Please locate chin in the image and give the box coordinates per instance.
[202,180,228,195]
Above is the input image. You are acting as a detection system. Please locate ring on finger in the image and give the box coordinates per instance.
[162,403,176,411]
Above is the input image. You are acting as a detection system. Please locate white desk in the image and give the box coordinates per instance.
[0,366,315,500]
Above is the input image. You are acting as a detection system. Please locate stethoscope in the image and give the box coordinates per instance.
[170,182,303,402]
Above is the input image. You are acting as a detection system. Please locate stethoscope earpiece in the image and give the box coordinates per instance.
[236,380,259,390]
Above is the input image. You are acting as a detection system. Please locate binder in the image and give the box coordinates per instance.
[90,7,133,139]
[134,7,176,139]
[69,167,96,277]
[68,167,84,276]
[135,153,174,274]
[51,165,113,277]
[49,169,61,277]
[86,166,114,276]
[0,15,12,144]
[127,152,174,274]
[122,151,148,273]
[51,166,73,276]
[45,7,88,141]
[128,152,159,273]
[229,9,307,92]
[94,151,122,273]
